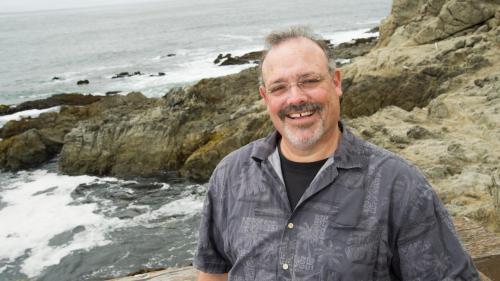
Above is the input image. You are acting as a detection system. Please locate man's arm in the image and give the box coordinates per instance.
[193,164,232,276]
[197,271,228,281]
[391,165,480,280]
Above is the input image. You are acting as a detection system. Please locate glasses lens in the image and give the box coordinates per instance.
[267,83,287,95]
[298,75,322,90]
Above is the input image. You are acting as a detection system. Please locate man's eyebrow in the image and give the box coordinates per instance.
[267,72,318,85]
[267,77,287,85]
[299,72,318,77]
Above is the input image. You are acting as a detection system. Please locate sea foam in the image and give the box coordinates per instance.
[0,106,61,128]
[0,170,119,277]
[0,169,205,278]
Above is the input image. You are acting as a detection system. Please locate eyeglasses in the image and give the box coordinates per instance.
[265,73,324,96]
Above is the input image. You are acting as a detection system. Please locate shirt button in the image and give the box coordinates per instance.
[282,263,289,270]
[287,222,294,229]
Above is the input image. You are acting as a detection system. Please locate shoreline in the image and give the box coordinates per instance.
[0,27,378,107]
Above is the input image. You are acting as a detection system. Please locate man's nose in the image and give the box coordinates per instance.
[286,83,307,104]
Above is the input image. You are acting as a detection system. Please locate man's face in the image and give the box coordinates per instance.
[259,37,343,151]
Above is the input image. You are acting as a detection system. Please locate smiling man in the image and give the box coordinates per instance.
[194,26,480,281]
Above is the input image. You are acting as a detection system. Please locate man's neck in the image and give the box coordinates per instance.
[279,127,342,163]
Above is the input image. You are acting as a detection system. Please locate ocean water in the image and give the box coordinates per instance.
[0,0,392,280]
[0,161,205,280]
[0,0,390,105]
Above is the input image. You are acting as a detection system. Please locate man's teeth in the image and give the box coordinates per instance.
[288,111,313,118]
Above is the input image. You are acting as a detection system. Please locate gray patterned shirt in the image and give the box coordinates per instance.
[194,124,480,281]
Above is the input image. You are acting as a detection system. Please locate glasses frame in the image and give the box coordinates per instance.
[264,73,325,97]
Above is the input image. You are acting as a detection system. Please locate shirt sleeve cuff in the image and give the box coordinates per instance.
[193,259,231,274]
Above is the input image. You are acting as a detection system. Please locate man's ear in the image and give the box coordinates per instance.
[259,85,268,101]
[332,69,343,97]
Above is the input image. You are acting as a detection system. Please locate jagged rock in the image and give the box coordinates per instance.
[52,76,62,80]
[346,58,500,234]
[113,72,130,78]
[367,26,380,33]
[150,72,166,77]
[112,71,142,79]
[214,51,263,66]
[0,129,62,170]
[213,53,226,64]
[0,93,101,116]
[0,105,93,139]
[378,0,498,47]
[332,36,378,60]
[341,72,440,117]
[59,68,272,182]
[340,0,498,118]
[239,51,263,62]
[76,80,89,85]
[0,95,121,172]
[219,54,249,66]
[414,0,498,45]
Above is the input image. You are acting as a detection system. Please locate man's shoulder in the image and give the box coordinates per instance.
[211,136,269,179]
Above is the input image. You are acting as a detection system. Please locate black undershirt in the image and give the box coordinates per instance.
[278,145,328,210]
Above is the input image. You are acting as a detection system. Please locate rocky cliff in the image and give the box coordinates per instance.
[341,0,499,117]
[340,0,500,232]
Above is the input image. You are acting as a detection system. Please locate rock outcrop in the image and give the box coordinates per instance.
[330,36,378,63]
[346,68,500,232]
[336,0,500,233]
[112,71,142,79]
[0,101,105,170]
[0,129,62,170]
[377,0,499,47]
[58,69,272,181]
[213,52,262,66]
[0,93,101,116]
[341,0,499,118]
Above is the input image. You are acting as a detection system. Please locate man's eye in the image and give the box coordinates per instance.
[300,78,321,87]
[268,84,287,94]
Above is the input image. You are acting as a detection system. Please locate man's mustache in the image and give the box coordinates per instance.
[278,103,323,120]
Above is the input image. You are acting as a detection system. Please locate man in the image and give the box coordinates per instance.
[194,26,480,281]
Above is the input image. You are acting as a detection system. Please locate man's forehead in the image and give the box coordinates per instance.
[261,37,329,82]
[265,37,323,59]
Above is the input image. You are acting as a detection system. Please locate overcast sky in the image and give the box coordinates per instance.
[0,0,155,13]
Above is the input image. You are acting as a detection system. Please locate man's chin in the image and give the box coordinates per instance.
[282,127,323,150]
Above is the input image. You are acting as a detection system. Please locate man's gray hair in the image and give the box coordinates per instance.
[258,26,336,85]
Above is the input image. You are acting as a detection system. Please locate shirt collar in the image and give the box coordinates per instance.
[251,121,367,170]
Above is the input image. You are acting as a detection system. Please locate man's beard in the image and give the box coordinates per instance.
[278,102,325,149]
[283,120,325,150]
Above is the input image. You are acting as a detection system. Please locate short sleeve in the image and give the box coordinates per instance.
[193,166,232,273]
[391,165,481,280]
